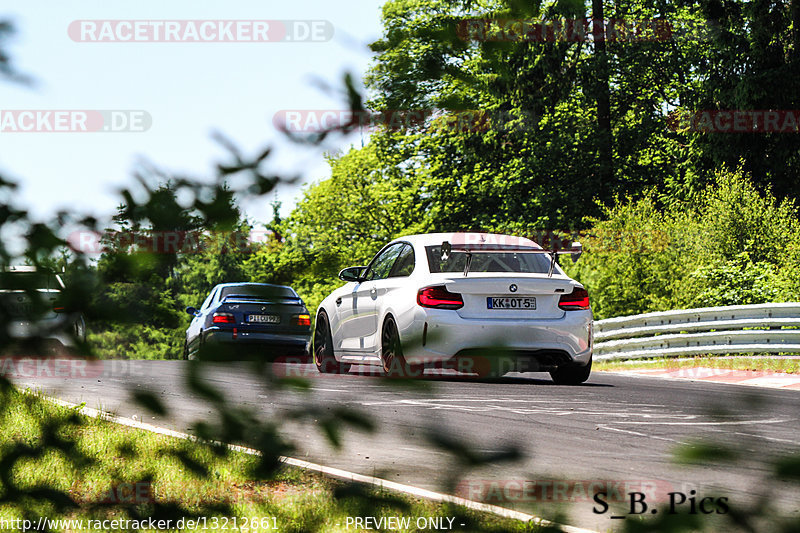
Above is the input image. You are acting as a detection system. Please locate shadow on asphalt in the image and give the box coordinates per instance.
[271,363,615,387]
[192,361,614,387]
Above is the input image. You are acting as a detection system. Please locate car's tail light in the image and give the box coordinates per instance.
[417,286,464,310]
[293,314,311,326]
[212,312,235,324]
[53,306,66,313]
[559,287,590,310]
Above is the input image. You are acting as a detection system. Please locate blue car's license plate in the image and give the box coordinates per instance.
[248,314,280,323]
[487,297,536,310]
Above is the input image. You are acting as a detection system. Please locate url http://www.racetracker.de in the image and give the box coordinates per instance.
[0,516,280,531]
[0,515,465,531]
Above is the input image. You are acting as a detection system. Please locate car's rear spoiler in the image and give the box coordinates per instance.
[440,241,583,277]
[222,294,302,303]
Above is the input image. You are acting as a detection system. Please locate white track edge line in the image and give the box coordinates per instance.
[31,391,597,533]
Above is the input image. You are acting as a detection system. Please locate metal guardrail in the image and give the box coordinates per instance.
[593,303,800,361]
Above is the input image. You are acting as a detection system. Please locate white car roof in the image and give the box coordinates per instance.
[389,232,544,250]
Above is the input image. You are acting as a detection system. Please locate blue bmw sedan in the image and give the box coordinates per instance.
[184,283,311,360]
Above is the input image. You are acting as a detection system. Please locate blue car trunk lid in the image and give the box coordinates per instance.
[217,295,307,331]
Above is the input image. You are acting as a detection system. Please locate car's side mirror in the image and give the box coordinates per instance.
[339,266,365,282]
[570,242,583,263]
[186,306,199,316]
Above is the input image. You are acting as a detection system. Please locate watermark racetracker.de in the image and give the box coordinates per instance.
[456,17,716,43]
[455,478,696,504]
[668,110,800,133]
[68,20,334,42]
[0,358,150,379]
[67,229,272,255]
[86,480,281,505]
[272,108,532,134]
[66,227,671,257]
[0,110,151,132]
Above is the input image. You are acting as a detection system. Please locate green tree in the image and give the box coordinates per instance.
[366,0,713,230]
[683,0,800,200]
[90,179,249,358]
[244,142,428,315]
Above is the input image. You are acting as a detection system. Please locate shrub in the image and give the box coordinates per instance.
[564,169,800,318]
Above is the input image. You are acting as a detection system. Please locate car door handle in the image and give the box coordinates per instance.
[336,297,342,306]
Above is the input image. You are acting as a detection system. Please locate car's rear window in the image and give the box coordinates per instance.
[220,285,297,299]
[425,245,554,274]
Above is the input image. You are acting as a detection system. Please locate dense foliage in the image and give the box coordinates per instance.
[563,169,800,318]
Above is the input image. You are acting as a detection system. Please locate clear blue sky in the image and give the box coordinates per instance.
[0,0,384,228]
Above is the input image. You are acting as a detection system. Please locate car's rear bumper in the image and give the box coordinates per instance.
[7,318,81,348]
[398,308,592,368]
[202,328,311,355]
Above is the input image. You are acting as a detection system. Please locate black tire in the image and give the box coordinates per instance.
[314,312,350,374]
[186,335,202,361]
[381,317,417,377]
[182,340,189,360]
[74,317,86,344]
[550,357,592,385]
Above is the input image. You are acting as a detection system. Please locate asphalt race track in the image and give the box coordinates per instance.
[9,359,800,531]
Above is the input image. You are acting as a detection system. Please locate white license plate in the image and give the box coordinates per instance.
[248,314,280,323]
[487,297,536,310]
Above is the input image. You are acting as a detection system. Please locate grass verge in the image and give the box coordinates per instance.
[595,355,800,374]
[0,386,542,532]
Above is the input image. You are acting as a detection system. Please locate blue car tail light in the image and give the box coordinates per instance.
[212,312,235,324]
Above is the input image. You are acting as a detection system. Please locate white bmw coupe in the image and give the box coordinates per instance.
[313,233,593,384]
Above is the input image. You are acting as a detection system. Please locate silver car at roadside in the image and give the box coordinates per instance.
[1,266,86,352]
